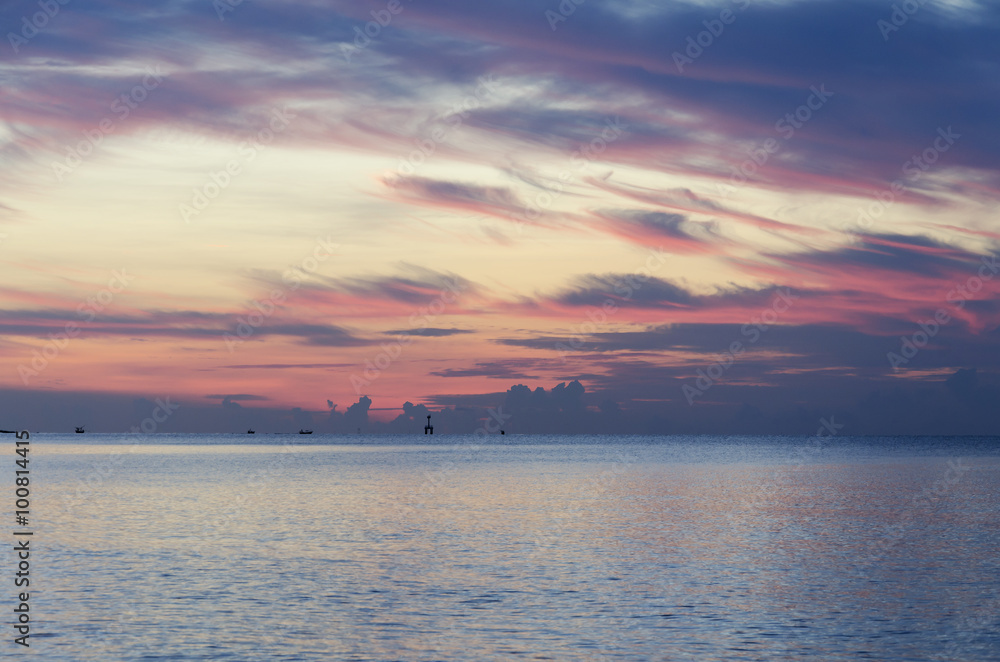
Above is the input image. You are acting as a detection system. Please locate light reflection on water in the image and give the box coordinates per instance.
[19,435,1000,660]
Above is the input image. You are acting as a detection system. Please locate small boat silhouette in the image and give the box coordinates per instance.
[298,429,313,434]
[247,429,255,434]
[75,426,85,434]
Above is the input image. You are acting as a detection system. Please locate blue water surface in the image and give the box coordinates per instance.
[10,434,999,660]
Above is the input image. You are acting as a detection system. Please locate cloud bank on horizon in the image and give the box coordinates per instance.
[1,0,998,433]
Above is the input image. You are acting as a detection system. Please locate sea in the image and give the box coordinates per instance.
[10,434,1000,660]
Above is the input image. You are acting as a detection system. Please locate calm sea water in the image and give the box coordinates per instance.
[11,434,1000,660]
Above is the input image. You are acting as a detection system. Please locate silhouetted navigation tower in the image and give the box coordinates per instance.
[424,414,434,435]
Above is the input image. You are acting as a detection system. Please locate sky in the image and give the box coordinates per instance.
[0,0,998,434]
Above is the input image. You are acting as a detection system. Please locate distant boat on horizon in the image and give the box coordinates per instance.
[299,429,313,434]
[247,429,255,434]
[75,426,85,434]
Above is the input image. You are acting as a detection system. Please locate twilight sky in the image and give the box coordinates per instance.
[1,0,998,434]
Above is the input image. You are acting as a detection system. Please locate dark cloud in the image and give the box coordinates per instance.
[205,393,270,401]
[541,275,803,311]
[430,360,541,379]
[383,176,529,221]
[778,232,986,278]
[550,273,693,308]
[385,327,473,337]
[325,395,372,432]
[219,363,356,370]
[610,210,711,238]
[6,0,999,200]
[4,1,1000,435]
[3,362,999,434]
[0,308,370,345]
[591,209,725,252]
[501,320,1000,373]
[305,264,475,306]
[284,324,370,347]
